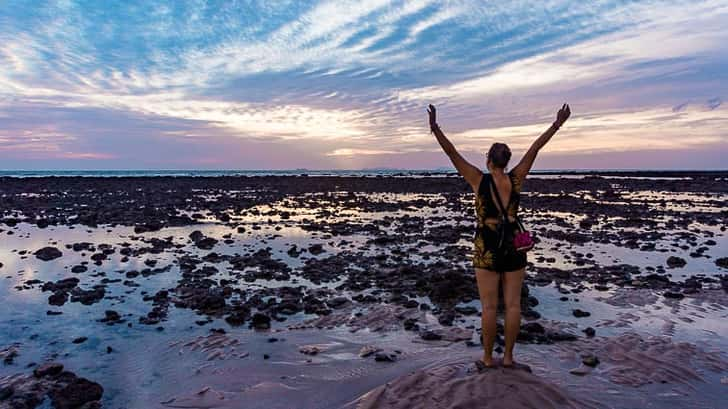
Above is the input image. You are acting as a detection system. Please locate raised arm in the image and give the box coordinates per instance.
[512,104,571,181]
[428,104,482,192]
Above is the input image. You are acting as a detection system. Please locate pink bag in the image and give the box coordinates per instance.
[514,225,534,253]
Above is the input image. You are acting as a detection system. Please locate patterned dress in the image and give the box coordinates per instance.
[472,171,527,272]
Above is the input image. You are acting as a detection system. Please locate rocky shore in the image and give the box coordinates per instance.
[1,173,726,408]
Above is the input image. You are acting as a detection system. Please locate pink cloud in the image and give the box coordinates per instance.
[58,152,116,160]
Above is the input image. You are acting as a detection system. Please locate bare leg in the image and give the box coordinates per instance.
[474,268,499,366]
[502,267,526,366]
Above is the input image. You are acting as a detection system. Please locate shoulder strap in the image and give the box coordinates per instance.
[477,173,488,197]
[488,175,509,222]
[491,174,527,233]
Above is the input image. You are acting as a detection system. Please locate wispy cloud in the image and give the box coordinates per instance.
[0,0,726,169]
[448,104,728,153]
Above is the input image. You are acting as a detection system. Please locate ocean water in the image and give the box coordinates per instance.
[0,169,722,178]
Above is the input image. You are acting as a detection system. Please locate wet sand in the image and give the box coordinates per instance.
[1,172,727,408]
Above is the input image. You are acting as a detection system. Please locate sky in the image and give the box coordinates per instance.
[1,0,727,170]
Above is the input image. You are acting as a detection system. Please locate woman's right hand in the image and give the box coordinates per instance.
[555,103,571,127]
[427,104,437,130]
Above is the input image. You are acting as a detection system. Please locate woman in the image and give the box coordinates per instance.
[428,103,571,370]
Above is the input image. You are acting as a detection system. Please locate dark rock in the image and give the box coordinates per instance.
[195,237,218,250]
[225,308,249,326]
[71,265,87,274]
[666,256,686,268]
[308,243,325,255]
[299,345,320,355]
[420,330,442,341]
[72,337,87,344]
[49,377,103,409]
[90,253,106,262]
[134,221,163,233]
[326,296,349,308]
[374,351,398,362]
[71,242,94,252]
[582,354,600,367]
[33,362,64,378]
[547,331,578,342]
[189,231,218,249]
[70,286,106,305]
[34,247,62,261]
[250,313,271,330]
[583,327,596,337]
[572,309,591,318]
[403,318,419,331]
[287,245,303,258]
[521,309,541,320]
[663,291,684,299]
[716,257,728,269]
[42,278,80,293]
[189,230,204,242]
[48,291,69,306]
[522,322,545,334]
[437,310,455,326]
[0,385,12,400]
[99,310,122,324]
[1,346,18,365]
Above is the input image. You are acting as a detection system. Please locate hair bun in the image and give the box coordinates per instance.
[488,143,511,168]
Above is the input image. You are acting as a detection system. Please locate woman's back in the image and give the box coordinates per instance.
[475,172,522,227]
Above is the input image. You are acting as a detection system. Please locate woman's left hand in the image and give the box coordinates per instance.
[555,103,571,126]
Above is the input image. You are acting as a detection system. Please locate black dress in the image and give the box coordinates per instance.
[472,171,527,272]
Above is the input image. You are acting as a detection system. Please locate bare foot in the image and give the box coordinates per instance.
[474,356,500,372]
[475,359,497,372]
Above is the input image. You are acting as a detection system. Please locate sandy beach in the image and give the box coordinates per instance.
[1,172,726,408]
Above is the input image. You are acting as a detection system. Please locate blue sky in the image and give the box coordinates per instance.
[1,0,727,170]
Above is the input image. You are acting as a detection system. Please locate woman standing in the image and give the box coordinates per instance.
[428,103,571,369]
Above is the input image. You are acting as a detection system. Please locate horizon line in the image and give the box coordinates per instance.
[2,168,727,173]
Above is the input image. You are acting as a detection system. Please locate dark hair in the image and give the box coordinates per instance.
[487,143,511,168]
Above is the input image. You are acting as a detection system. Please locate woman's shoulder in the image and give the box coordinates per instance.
[508,169,525,192]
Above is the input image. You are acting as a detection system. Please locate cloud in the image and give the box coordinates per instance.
[0,1,727,169]
[396,1,728,103]
[447,105,728,155]
[327,148,397,156]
